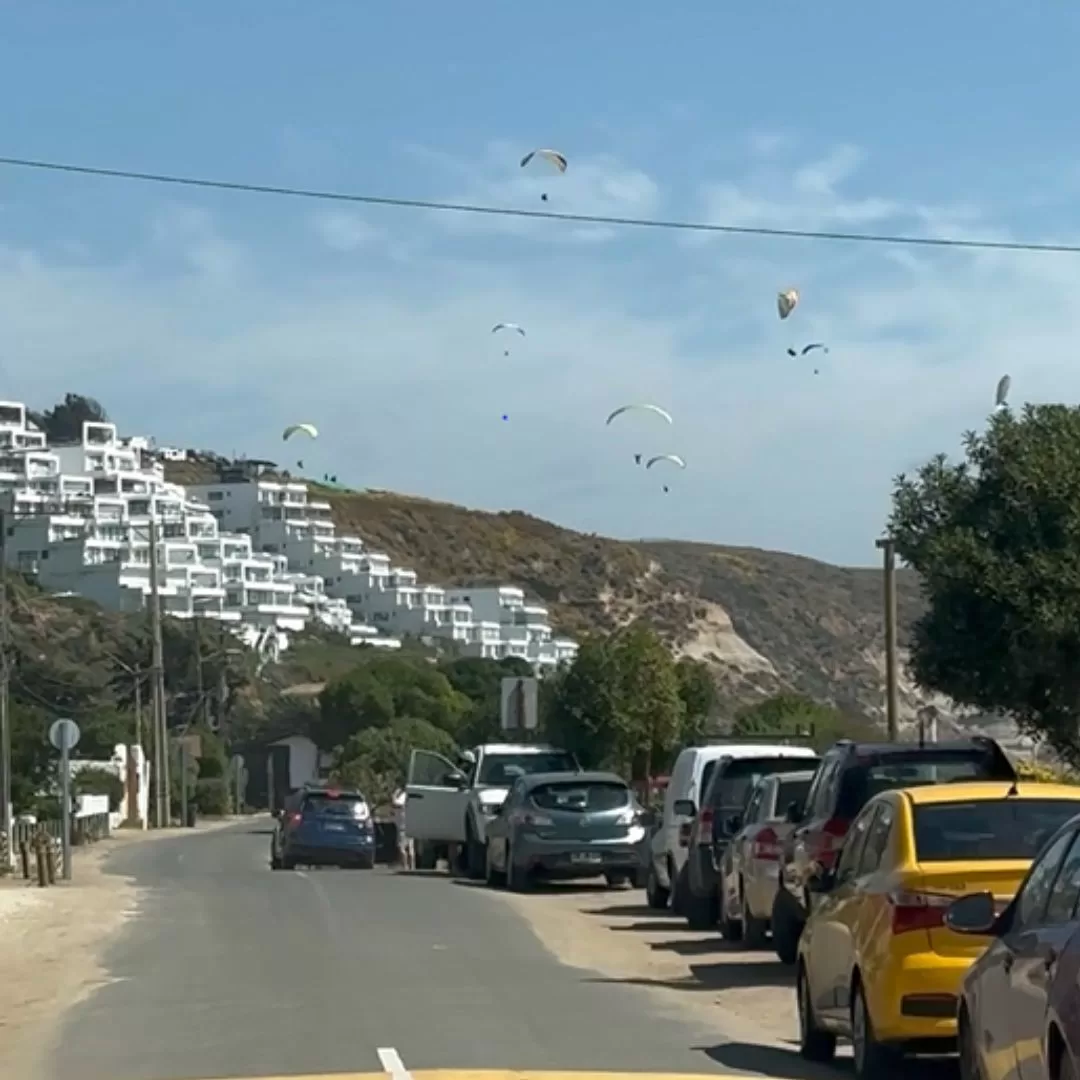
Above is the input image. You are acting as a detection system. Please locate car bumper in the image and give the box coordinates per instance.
[517,836,646,877]
[870,953,970,1043]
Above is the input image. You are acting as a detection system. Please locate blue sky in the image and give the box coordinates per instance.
[2,4,1080,567]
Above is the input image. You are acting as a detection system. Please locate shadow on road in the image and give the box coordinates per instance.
[698,1040,841,1080]
[579,903,669,918]
[586,955,794,992]
[607,919,689,933]
[648,935,729,956]
[247,828,275,836]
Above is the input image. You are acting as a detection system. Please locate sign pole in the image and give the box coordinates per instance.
[59,737,71,881]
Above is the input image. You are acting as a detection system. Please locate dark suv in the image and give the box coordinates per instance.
[271,784,376,870]
[770,735,1016,963]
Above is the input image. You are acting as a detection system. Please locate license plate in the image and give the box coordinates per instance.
[570,852,602,864]
[323,823,346,832]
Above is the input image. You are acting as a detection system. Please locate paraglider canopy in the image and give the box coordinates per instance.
[777,289,800,320]
[520,149,568,202]
[645,454,686,470]
[491,323,526,337]
[282,423,318,441]
[605,403,674,427]
[995,374,1011,410]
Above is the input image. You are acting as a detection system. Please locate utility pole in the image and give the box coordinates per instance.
[876,536,900,740]
[193,613,206,727]
[216,620,227,736]
[0,508,11,869]
[148,518,170,826]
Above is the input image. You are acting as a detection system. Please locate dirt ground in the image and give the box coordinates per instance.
[498,882,800,1046]
[0,819,241,1079]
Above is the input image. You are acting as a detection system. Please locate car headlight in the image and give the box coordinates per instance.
[626,825,646,843]
[481,803,501,817]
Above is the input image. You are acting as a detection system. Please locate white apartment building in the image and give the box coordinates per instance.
[0,404,399,653]
[188,475,577,673]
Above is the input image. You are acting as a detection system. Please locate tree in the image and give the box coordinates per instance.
[676,657,717,745]
[439,656,533,745]
[29,393,109,444]
[889,405,1080,764]
[733,693,877,751]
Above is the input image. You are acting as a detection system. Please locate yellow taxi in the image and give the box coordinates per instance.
[795,781,1080,1078]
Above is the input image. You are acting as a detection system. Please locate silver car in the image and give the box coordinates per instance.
[484,770,650,892]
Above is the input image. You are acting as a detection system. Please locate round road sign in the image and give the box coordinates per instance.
[48,718,81,752]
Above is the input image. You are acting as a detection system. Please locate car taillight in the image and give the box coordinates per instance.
[698,807,715,845]
[288,811,302,826]
[889,889,953,935]
[510,809,553,828]
[752,826,782,862]
[812,818,847,867]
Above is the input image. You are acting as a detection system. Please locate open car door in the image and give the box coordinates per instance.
[405,749,469,844]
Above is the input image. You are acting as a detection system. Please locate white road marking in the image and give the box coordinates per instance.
[377,1046,412,1080]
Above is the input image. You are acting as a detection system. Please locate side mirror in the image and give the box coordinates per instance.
[784,800,803,824]
[446,770,469,789]
[673,799,696,818]
[726,813,743,835]
[806,861,835,894]
[946,892,998,936]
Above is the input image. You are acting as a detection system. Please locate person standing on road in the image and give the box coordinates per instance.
[392,788,414,871]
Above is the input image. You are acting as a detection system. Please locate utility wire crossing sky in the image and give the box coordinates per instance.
[1,154,1078,255]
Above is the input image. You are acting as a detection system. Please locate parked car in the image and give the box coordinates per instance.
[718,769,815,945]
[676,745,819,929]
[404,742,578,873]
[796,781,1080,1078]
[270,783,376,870]
[645,741,814,916]
[484,770,650,892]
[772,735,1016,965]
[950,806,1080,1080]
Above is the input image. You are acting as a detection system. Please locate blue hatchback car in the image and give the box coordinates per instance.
[271,785,375,870]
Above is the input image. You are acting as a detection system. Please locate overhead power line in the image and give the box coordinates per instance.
[0,153,1076,255]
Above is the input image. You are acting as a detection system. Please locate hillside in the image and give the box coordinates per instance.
[162,457,939,723]
[319,487,931,723]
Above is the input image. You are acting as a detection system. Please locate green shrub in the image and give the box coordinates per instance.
[194,778,231,816]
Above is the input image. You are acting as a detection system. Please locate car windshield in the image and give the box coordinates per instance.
[706,757,817,810]
[478,752,576,785]
[530,780,630,813]
[914,799,1080,861]
[838,750,1014,816]
[302,793,368,819]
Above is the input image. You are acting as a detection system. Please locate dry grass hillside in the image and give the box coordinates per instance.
[163,459,937,723]
[320,487,931,722]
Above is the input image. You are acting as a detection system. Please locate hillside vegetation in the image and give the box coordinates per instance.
[319,488,927,722]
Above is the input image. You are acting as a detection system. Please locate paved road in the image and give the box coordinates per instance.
[43,822,791,1080]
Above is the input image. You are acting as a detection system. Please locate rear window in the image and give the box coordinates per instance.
[303,793,369,819]
[707,757,818,810]
[838,749,1014,818]
[914,799,1080,861]
[478,752,576,785]
[775,777,813,818]
[530,781,630,813]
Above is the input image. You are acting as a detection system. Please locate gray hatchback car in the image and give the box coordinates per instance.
[483,770,650,891]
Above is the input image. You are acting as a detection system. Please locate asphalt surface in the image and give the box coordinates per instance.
[43,821,783,1080]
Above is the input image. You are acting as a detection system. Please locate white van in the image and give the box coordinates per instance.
[645,742,817,912]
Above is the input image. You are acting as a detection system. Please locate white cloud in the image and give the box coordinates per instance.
[4,141,1080,568]
[311,211,382,253]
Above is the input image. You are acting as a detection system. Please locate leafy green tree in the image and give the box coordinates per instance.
[315,669,396,750]
[333,717,457,808]
[676,657,716,745]
[541,635,627,770]
[611,624,685,783]
[733,692,876,751]
[439,656,533,745]
[28,393,108,444]
[890,405,1080,763]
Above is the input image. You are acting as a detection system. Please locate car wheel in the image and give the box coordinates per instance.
[485,842,505,888]
[506,845,531,893]
[851,979,899,1079]
[281,856,296,871]
[741,881,768,947]
[270,850,282,870]
[414,841,438,871]
[771,889,802,965]
[604,872,629,888]
[356,853,375,870]
[684,885,719,931]
[720,903,743,942]
[797,964,837,1062]
[645,865,670,909]
[465,818,486,880]
[1058,1045,1078,1080]
[958,1008,984,1080]
[672,861,689,916]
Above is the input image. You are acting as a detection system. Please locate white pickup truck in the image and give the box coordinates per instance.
[405,742,578,876]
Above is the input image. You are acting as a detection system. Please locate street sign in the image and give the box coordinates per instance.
[48,719,80,752]
[175,733,202,759]
[500,677,538,732]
